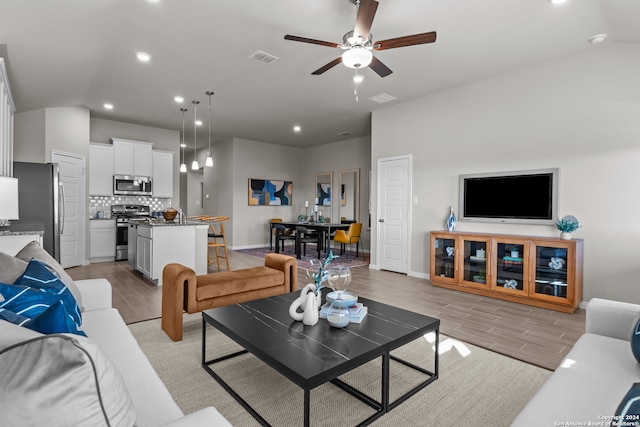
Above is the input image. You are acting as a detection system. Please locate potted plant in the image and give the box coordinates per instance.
[556,216,580,240]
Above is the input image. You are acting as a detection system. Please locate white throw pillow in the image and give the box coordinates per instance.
[0,323,136,427]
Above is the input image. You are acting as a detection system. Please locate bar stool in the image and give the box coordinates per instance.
[208,216,230,271]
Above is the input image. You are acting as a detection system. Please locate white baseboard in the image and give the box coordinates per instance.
[409,270,429,279]
[231,244,268,251]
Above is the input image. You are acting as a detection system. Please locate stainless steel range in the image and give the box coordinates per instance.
[111,204,150,261]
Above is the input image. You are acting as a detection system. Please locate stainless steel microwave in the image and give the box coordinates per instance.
[113,175,152,196]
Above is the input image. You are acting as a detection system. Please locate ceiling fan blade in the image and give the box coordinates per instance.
[311,57,343,75]
[284,34,340,49]
[374,31,437,51]
[353,0,378,40]
[369,56,393,78]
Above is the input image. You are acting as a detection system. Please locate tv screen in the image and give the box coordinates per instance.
[458,168,559,225]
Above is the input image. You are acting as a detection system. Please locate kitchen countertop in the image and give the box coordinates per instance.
[1,223,45,236]
[130,219,209,227]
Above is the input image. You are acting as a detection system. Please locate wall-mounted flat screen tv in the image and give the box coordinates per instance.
[458,168,559,225]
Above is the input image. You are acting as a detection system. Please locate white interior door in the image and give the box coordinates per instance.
[51,151,85,268]
[377,156,411,273]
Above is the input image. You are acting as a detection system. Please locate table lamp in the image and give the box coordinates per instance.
[0,176,19,226]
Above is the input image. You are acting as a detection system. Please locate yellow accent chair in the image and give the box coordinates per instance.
[333,222,363,258]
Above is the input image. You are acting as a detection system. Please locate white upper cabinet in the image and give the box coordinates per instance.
[89,143,114,196]
[112,138,153,176]
[152,150,173,198]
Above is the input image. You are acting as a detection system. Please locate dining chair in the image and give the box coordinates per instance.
[273,224,296,254]
[332,222,363,258]
[207,216,230,271]
[295,226,320,259]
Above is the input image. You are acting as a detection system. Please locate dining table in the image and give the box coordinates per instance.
[268,220,350,259]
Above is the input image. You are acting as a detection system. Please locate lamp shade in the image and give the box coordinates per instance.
[0,177,19,220]
[342,47,373,69]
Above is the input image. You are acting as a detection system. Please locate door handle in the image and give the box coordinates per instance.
[379,219,385,222]
[59,183,65,235]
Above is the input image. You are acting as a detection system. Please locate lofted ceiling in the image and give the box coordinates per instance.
[1,0,639,148]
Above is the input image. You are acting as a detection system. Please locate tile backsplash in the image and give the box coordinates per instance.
[89,196,174,218]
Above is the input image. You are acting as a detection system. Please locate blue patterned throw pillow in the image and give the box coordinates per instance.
[0,260,85,337]
[13,259,82,327]
[0,302,83,335]
[632,316,640,364]
[615,383,640,424]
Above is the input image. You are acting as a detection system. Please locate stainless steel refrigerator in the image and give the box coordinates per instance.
[10,162,63,262]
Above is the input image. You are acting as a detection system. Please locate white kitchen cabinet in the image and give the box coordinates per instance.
[112,138,153,177]
[136,225,152,278]
[127,223,137,268]
[89,219,116,262]
[152,150,173,198]
[0,234,43,256]
[89,143,114,196]
[133,223,207,285]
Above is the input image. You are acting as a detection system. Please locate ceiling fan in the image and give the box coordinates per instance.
[284,0,437,78]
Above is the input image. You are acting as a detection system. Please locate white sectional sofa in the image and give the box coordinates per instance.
[512,298,640,426]
[1,276,231,426]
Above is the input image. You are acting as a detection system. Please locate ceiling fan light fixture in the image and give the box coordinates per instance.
[342,47,373,69]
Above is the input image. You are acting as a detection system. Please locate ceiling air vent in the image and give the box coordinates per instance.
[368,93,397,104]
[249,50,279,65]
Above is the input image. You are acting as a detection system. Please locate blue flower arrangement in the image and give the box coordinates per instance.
[555,218,579,233]
[306,250,339,295]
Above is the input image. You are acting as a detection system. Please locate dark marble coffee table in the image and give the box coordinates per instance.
[201,292,440,427]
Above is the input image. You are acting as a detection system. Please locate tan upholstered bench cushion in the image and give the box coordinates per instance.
[196,266,285,301]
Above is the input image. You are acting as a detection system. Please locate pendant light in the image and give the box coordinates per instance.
[191,100,200,170]
[179,107,187,173]
[205,90,214,167]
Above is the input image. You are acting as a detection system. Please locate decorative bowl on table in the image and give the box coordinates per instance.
[162,208,177,221]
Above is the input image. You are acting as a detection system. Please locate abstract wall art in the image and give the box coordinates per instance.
[248,178,293,206]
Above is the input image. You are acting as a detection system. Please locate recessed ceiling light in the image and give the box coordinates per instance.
[293,125,302,132]
[103,103,114,110]
[548,0,569,4]
[136,52,151,62]
[588,34,607,44]
[195,120,203,126]
[174,96,184,103]
[353,74,364,83]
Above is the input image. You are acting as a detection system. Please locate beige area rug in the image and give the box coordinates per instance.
[129,313,550,426]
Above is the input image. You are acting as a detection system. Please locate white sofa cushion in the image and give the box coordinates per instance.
[82,307,185,426]
[0,321,136,427]
[512,333,640,426]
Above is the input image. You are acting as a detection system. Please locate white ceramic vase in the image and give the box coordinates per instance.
[560,232,571,240]
[288,283,321,325]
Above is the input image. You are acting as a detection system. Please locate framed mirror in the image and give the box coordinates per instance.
[339,168,360,223]
[315,171,332,222]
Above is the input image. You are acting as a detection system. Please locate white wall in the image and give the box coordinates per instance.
[229,138,304,248]
[371,44,640,304]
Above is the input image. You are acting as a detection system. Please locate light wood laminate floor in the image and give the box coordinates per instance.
[66,250,585,371]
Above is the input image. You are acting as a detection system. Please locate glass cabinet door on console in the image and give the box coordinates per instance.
[491,238,529,296]
[530,241,576,305]
[430,233,458,283]
[460,236,491,288]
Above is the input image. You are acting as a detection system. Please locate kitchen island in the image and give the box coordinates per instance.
[128,220,209,286]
